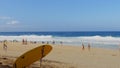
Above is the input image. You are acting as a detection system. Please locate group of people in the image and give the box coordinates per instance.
[82,43,91,51]
[3,39,92,52]
[22,39,27,45]
[41,41,63,45]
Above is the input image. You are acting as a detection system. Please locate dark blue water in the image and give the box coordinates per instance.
[0,31,120,37]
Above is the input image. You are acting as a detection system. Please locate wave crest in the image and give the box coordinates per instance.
[0,35,53,41]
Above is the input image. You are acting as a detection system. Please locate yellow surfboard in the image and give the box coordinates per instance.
[13,44,52,68]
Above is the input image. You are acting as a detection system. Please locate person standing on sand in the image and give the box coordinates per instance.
[82,43,85,50]
[42,41,45,44]
[22,39,25,45]
[52,41,55,45]
[60,41,63,45]
[3,40,7,51]
[88,43,91,51]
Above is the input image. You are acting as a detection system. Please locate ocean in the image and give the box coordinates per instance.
[0,31,120,49]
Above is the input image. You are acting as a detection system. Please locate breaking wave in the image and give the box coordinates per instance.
[0,35,120,49]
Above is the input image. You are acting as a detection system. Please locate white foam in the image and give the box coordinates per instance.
[0,35,120,45]
[79,36,120,44]
[0,35,53,41]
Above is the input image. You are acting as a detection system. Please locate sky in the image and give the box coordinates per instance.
[0,0,120,32]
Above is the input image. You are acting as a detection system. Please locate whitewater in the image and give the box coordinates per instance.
[0,35,120,49]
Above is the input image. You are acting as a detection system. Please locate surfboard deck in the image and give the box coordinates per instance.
[13,44,52,68]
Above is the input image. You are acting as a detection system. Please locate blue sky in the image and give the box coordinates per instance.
[0,0,120,31]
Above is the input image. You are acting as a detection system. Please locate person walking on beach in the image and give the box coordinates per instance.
[88,43,91,51]
[60,41,63,45]
[42,41,45,44]
[22,39,25,45]
[3,40,7,52]
[52,41,55,45]
[82,43,85,50]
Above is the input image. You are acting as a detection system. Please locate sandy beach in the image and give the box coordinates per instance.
[0,42,120,68]
[1,0,120,67]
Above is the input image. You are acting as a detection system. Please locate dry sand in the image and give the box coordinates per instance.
[0,42,120,68]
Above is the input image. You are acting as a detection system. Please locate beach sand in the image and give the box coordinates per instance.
[0,42,120,68]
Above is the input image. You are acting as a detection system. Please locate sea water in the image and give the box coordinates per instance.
[0,31,120,49]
